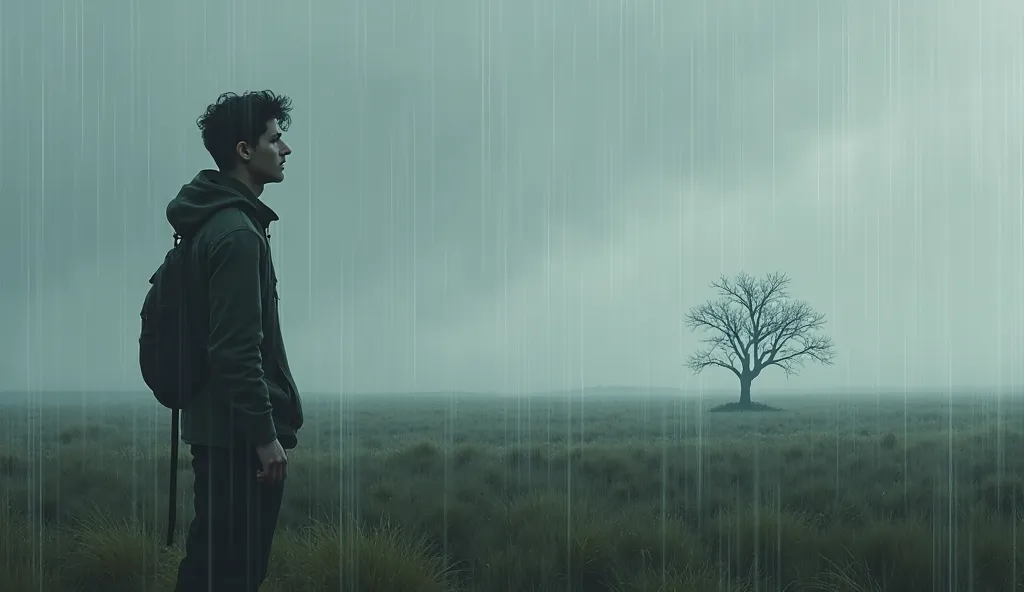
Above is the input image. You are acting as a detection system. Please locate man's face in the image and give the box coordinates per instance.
[239,119,292,185]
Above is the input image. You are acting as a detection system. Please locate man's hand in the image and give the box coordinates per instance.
[255,438,288,485]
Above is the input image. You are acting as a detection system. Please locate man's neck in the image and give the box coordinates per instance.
[223,168,265,199]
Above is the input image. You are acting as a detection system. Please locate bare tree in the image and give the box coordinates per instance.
[684,272,836,406]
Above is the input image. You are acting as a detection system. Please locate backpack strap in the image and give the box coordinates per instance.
[165,229,193,546]
[166,409,180,546]
[166,230,183,546]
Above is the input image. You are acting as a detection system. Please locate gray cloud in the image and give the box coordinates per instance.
[2,0,1022,395]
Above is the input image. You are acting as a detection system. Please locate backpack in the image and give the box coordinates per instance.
[139,231,208,546]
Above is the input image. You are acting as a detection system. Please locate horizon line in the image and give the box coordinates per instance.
[2,385,1022,397]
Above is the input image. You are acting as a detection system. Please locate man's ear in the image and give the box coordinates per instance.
[235,141,252,163]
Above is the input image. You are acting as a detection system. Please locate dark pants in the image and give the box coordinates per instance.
[173,444,285,592]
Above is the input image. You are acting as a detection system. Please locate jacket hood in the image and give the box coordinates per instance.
[166,169,279,237]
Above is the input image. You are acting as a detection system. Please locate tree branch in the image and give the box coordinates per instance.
[684,299,749,374]
[684,271,836,384]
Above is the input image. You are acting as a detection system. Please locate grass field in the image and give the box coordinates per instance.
[1,389,1022,591]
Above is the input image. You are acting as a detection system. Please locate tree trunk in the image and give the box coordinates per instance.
[739,375,752,406]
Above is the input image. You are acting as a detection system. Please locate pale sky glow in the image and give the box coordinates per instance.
[1,0,1022,395]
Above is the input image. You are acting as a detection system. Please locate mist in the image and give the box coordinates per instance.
[2,0,1022,396]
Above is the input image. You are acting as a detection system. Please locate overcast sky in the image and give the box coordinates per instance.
[1,0,1022,395]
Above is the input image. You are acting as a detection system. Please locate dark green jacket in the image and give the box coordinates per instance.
[165,170,304,450]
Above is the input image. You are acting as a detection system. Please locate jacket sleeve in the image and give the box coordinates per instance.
[205,227,277,446]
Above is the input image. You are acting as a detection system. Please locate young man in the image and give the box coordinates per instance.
[168,90,304,591]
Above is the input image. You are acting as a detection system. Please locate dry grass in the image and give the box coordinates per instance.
[0,390,1022,591]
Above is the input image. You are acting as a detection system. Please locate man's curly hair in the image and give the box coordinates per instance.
[196,90,293,170]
